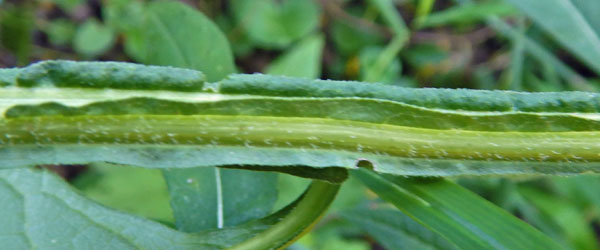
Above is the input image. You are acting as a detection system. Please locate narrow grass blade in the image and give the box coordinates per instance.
[352,169,562,250]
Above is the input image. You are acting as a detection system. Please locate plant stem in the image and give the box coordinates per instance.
[227,180,340,250]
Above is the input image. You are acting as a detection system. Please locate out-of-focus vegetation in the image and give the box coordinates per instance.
[1,0,599,249]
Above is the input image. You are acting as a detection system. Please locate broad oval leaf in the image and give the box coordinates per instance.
[231,0,320,49]
[73,19,115,58]
[142,0,235,81]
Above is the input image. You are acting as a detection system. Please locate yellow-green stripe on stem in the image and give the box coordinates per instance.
[2,115,599,164]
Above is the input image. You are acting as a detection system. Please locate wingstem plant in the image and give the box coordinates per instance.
[1,60,599,249]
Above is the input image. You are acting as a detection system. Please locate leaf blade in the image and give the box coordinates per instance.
[0,168,336,249]
[265,33,325,79]
[504,0,600,75]
[0,168,214,249]
[339,208,457,250]
[2,61,600,177]
[141,0,235,81]
[352,169,562,250]
[163,167,277,232]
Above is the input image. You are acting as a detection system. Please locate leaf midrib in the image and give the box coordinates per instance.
[2,114,599,164]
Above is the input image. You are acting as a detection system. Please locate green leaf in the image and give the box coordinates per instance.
[2,60,600,247]
[316,238,369,250]
[2,61,600,177]
[231,0,321,49]
[163,168,277,232]
[359,44,403,84]
[72,163,174,224]
[415,1,517,28]
[73,19,116,58]
[40,0,84,13]
[139,0,279,234]
[0,168,224,249]
[187,179,338,249]
[453,0,595,91]
[328,175,368,212]
[331,18,384,56]
[362,0,409,83]
[415,0,436,19]
[44,18,77,47]
[403,43,449,70]
[142,0,235,81]
[138,0,279,234]
[103,0,145,33]
[224,165,348,183]
[339,208,457,250]
[12,60,206,91]
[368,0,409,37]
[501,17,526,91]
[0,68,20,87]
[265,33,325,78]
[519,186,599,250]
[352,169,562,250]
[552,175,600,213]
[0,168,338,249]
[483,16,596,91]
[103,0,146,61]
[0,4,34,65]
[504,0,600,76]
[571,0,600,35]
[296,220,370,250]
[273,173,310,211]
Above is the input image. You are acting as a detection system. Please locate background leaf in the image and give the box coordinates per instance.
[163,168,277,232]
[330,19,384,57]
[0,3,34,65]
[518,186,599,250]
[265,33,325,79]
[73,19,115,58]
[0,168,214,249]
[339,207,457,250]
[39,0,84,13]
[142,0,235,81]
[552,175,600,212]
[103,0,146,61]
[415,1,517,28]
[231,0,321,49]
[72,163,174,224]
[362,0,409,83]
[0,168,335,249]
[44,18,77,47]
[504,0,600,76]
[353,169,562,250]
